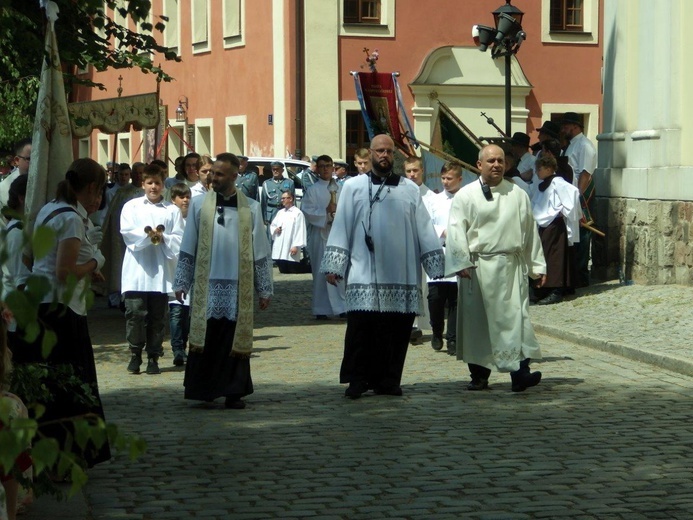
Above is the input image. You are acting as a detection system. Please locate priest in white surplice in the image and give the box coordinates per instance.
[174,153,273,410]
[301,155,346,319]
[445,145,547,393]
[321,135,445,399]
[270,191,307,274]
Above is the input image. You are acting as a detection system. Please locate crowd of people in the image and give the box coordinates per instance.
[0,112,596,516]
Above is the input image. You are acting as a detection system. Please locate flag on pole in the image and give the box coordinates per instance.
[354,72,403,145]
[26,0,74,222]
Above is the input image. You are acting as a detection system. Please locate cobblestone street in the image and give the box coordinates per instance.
[80,271,693,519]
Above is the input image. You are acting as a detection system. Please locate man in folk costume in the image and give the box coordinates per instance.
[321,134,445,399]
[301,155,346,319]
[561,112,597,287]
[445,145,547,392]
[531,155,582,305]
[173,153,273,410]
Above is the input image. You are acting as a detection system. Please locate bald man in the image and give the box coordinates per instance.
[321,134,445,399]
[445,144,546,393]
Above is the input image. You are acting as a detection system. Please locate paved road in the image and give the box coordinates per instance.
[71,272,693,519]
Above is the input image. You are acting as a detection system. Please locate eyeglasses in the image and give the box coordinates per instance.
[17,155,30,161]
[216,206,224,225]
[371,148,394,156]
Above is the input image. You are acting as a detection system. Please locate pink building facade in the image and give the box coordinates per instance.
[75,0,602,168]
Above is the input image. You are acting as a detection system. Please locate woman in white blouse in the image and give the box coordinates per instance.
[30,158,111,468]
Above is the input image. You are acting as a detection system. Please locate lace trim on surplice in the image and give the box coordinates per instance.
[320,245,349,277]
[346,283,421,313]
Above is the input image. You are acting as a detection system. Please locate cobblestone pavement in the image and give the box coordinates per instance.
[32,273,693,519]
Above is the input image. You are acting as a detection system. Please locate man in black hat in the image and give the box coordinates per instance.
[510,132,536,182]
[561,112,597,287]
[537,120,561,145]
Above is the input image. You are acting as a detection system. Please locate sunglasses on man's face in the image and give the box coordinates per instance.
[216,206,224,225]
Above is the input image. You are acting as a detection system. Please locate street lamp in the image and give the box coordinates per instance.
[175,95,188,123]
[472,0,526,137]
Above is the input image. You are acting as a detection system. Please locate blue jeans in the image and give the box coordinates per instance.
[169,303,190,355]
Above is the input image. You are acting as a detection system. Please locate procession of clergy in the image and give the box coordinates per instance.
[27,111,593,405]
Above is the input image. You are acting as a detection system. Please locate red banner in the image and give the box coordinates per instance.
[358,72,402,144]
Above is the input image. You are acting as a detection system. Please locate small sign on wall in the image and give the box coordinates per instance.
[268,114,273,125]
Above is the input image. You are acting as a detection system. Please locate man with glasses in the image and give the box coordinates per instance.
[173,153,272,410]
[321,135,445,399]
[301,155,346,320]
[0,139,31,218]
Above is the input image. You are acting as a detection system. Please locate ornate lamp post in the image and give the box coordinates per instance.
[472,0,526,136]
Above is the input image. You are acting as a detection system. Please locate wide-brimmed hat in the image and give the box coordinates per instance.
[510,132,530,148]
[560,112,583,127]
[537,120,560,139]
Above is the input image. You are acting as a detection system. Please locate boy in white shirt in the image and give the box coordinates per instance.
[120,164,184,374]
[168,183,191,366]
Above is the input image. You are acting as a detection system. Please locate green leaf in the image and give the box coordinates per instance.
[32,226,56,261]
[72,418,90,451]
[41,329,57,359]
[68,465,88,497]
[31,438,60,475]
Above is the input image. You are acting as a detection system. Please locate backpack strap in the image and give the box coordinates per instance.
[40,206,78,227]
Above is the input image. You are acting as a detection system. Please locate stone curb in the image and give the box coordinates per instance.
[534,322,693,378]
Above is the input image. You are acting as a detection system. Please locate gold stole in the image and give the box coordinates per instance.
[189,190,254,357]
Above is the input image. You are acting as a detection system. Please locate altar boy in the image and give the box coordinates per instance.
[120,164,185,374]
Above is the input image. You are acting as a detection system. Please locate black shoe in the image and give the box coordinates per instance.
[338,312,348,319]
[467,379,489,391]
[537,291,563,305]
[409,328,423,344]
[127,352,142,374]
[225,398,246,409]
[511,370,542,392]
[315,315,329,320]
[146,357,161,375]
[173,351,186,366]
[344,381,369,399]
[447,341,456,356]
[431,336,443,351]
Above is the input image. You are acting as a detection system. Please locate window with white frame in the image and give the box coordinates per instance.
[344,0,381,24]
[191,0,210,53]
[113,2,128,51]
[97,134,110,167]
[163,0,180,54]
[195,119,213,156]
[78,138,90,159]
[117,135,131,165]
[340,0,394,37]
[542,0,598,44]
[225,116,246,155]
[223,0,244,48]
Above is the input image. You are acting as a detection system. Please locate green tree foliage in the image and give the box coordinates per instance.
[0,0,180,151]
[1,221,146,499]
